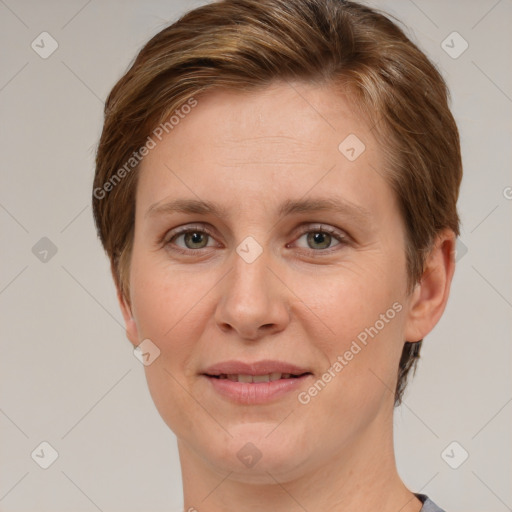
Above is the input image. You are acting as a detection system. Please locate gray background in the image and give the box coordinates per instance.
[1,0,511,511]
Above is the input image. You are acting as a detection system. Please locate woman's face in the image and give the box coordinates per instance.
[122,82,423,481]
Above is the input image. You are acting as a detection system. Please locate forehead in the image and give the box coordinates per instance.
[136,81,394,221]
[154,82,367,162]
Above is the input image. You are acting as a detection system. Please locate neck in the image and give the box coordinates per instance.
[177,412,422,512]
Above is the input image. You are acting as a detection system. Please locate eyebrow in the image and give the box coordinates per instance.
[145,197,371,223]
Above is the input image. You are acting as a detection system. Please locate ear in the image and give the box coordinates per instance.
[111,267,139,347]
[116,288,139,347]
[404,229,456,342]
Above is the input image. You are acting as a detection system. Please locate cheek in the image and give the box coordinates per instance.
[130,243,407,372]
[130,255,213,353]
[128,254,219,435]
[291,264,407,406]
[128,235,408,437]
[128,248,230,423]
[292,261,405,346]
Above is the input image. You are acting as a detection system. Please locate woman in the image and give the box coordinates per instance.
[93,1,462,510]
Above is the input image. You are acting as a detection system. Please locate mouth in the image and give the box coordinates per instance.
[205,372,311,383]
[200,361,313,404]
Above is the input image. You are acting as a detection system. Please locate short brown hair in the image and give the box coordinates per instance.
[93,0,462,405]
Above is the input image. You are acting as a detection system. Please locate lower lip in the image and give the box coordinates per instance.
[203,374,312,405]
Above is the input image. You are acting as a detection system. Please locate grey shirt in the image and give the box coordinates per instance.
[175,493,445,511]
[417,493,446,512]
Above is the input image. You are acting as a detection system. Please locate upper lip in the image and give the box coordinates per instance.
[202,359,311,376]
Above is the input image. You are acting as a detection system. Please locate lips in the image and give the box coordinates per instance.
[201,359,313,404]
[202,359,311,377]
[210,372,303,383]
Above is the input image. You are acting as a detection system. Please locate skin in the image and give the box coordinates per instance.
[117,81,455,512]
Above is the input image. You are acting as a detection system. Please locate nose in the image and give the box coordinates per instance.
[214,245,291,341]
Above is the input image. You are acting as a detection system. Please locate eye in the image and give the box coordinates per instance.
[162,223,348,256]
[165,226,218,252]
[291,225,347,252]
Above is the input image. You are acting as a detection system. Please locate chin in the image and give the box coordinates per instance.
[198,423,314,483]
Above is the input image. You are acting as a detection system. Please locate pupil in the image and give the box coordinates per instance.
[183,231,332,250]
[308,232,331,250]
[186,232,206,248]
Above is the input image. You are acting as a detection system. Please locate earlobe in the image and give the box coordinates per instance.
[116,286,140,347]
[404,229,456,342]
[110,260,140,346]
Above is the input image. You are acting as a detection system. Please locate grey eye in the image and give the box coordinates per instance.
[306,232,334,250]
[182,231,209,249]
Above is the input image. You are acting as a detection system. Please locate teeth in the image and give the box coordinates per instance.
[216,373,298,382]
[252,374,270,383]
[212,372,304,383]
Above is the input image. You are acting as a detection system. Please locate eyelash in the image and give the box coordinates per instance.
[162,223,349,256]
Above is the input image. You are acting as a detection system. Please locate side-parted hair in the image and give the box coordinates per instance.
[93,0,462,404]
